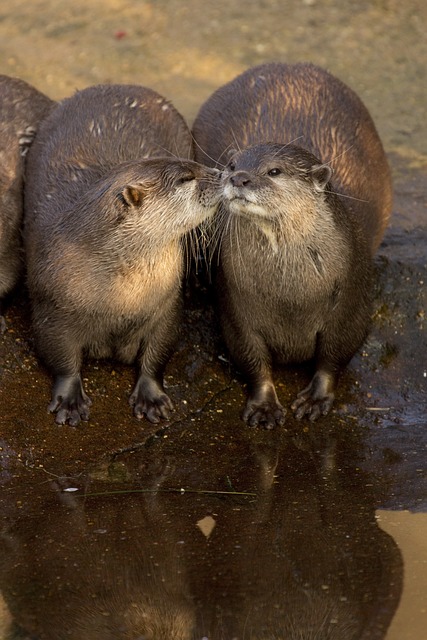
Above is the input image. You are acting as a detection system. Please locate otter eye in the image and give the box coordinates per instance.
[116,192,127,205]
[228,161,236,172]
[268,168,281,177]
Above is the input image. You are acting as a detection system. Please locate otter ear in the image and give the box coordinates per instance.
[310,164,332,192]
[225,147,238,163]
[118,184,148,207]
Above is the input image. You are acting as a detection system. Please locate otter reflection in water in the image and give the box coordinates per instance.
[0,429,402,639]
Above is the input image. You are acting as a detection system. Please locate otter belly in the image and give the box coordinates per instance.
[85,320,145,363]
[257,308,323,364]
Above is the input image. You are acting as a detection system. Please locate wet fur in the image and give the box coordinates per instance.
[192,63,391,426]
[24,84,221,426]
[0,75,54,324]
[193,62,392,253]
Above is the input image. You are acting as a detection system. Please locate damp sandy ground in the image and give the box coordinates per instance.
[0,1,426,638]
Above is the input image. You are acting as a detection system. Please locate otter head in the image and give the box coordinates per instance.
[221,143,333,243]
[87,159,222,254]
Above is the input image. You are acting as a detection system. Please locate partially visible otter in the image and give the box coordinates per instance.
[0,75,55,328]
[24,84,221,426]
[192,62,392,427]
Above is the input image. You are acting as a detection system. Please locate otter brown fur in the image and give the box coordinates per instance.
[0,75,55,326]
[24,84,221,426]
[192,62,392,427]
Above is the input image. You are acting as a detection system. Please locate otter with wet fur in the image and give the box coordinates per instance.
[0,75,54,328]
[192,62,392,427]
[24,84,221,426]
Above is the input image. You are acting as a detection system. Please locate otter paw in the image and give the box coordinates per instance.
[129,390,174,424]
[291,390,334,422]
[242,401,286,429]
[48,376,92,426]
[48,394,92,426]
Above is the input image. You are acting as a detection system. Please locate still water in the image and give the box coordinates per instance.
[1,401,426,639]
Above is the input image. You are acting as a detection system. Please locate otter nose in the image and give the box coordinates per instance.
[230,171,251,188]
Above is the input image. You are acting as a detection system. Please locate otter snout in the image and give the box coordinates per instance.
[230,171,252,188]
[223,169,256,203]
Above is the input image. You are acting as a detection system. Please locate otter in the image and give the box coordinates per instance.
[0,75,55,328]
[192,62,392,427]
[24,84,221,426]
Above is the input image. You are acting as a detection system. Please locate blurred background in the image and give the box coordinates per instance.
[0,0,425,161]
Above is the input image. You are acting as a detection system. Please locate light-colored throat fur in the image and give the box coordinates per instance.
[107,243,183,317]
[47,236,183,318]
[222,190,348,302]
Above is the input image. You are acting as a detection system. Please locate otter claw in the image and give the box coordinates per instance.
[130,373,174,423]
[130,390,174,424]
[53,404,91,426]
[243,401,286,429]
[291,393,334,422]
[48,376,92,426]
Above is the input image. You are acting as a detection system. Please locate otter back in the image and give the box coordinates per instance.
[193,62,392,253]
[25,84,193,232]
[0,75,54,313]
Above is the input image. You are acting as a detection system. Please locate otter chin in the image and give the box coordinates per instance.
[192,62,392,428]
[226,196,271,219]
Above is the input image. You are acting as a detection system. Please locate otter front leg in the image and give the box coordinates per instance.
[33,313,91,426]
[223,322,286,429]
[243,373,286,429]
[291,319,363,421]
[290,263,372,421]
[129,313,179,423]
[129,373,174,423]
[48,374,92,426]
[291,367,338,422]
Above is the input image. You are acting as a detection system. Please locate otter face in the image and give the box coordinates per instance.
[78,159,222,256]
[221,143,332,240]
[111,159,222,242]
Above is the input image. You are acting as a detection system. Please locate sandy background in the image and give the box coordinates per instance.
[0,0,426,164]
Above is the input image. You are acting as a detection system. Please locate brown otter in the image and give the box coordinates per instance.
[24,84,221,426]
[0,75,55,328]
[192,62,392,427]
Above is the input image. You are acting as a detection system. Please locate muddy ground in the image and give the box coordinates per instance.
[0,1,426,639]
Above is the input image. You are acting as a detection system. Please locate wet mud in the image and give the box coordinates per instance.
[0,1,426,638]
